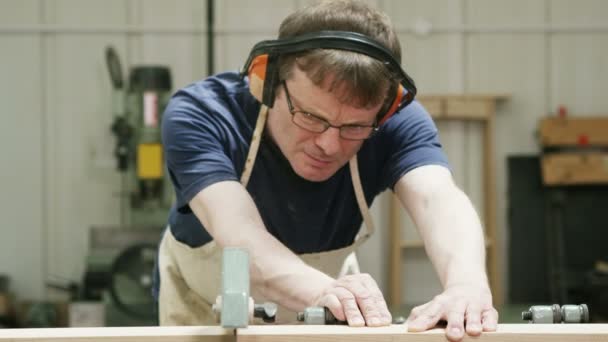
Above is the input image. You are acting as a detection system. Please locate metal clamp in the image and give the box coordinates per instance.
[522,304,589,323]
[296,306,406,325]
[211,248,277,327]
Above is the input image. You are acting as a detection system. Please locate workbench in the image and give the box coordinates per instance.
[2,324,608,341]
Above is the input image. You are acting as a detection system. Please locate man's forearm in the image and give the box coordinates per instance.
[426,187,488,288]
[190,181,333,311]
[238,229,334,309]
[395,165,489,289]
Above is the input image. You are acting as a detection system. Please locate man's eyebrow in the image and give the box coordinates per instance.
[290,93,330,119]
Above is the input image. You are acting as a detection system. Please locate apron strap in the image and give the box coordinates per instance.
[240,105,269,186]
[240,103,374,249]
[348,156,375,248]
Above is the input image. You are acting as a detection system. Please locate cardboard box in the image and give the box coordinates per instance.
[542,152,608,185]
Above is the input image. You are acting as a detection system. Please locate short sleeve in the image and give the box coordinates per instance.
[379,101,450,190]
[162,91,240,209]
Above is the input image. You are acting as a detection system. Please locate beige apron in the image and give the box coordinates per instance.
[158,105,376,325]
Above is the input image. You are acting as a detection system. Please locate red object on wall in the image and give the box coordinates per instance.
[558,105,568,118]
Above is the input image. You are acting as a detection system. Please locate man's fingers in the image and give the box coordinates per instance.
[315,293,345,322]
[407,299,444,332]
[407,302,429,323]
[481,307,499,331]
[464,303,482,336]
[359,274,392,325]
[405,285,497,340]
[332,286,365,326]
[446,301,467,341]
[336,275,384,326]
[315,274,391,327]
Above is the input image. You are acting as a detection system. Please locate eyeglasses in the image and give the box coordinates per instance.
[282,82,378,141]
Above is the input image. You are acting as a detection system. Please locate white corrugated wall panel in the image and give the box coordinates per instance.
[1,0,607,307]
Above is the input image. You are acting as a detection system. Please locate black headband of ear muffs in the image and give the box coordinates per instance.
[241,30,417,119]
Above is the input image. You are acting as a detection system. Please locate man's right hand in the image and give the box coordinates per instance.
[313,273,392,326]
[191,181,392,325]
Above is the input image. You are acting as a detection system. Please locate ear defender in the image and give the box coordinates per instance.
[241,31,417,125]
[246,54,268,104]
[379,84,405,125]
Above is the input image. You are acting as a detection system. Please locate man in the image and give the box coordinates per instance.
[153,0,497,341]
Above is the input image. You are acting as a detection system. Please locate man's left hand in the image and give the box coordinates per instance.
[406,284,498,342]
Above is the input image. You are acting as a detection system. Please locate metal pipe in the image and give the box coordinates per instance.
[207,0,215,75]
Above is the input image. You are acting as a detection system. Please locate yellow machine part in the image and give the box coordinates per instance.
[137,143,163,179]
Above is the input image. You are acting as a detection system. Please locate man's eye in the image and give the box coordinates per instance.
[301,112,322,123]
[343,125,365,132]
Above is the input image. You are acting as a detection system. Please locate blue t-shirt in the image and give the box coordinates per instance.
[162,71,449,253]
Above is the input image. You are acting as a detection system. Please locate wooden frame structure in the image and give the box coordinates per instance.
[2,324,607,341]
[389,94,509,309]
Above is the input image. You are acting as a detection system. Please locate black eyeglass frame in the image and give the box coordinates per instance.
[282,81,379,141]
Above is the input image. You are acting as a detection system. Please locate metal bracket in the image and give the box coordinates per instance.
[212,247,277,327]
[218,248,250,328]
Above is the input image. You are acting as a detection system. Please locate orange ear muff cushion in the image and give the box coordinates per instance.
[247,54,268,103]
[379,84,404,125]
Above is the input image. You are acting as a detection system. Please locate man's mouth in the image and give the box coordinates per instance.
[305,152,333,168]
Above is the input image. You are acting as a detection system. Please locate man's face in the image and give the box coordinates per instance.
[266,67,383,182]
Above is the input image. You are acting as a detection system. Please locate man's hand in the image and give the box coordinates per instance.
[407,284,498,341]
[314,273,392,327]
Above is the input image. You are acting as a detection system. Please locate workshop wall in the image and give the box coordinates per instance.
[1,0,608,309]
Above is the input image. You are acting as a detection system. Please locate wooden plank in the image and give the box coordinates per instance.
[417,98,443,118]
[237,324,608,342]
[0,326,232,342]
[419,94,510,102]
[388,193,402,309]
[0,293,9,317]
[541,152,608,185]
[2,323,607,342]
[418,95,509,121]
[539,117,608,146]
[483,112,502,306]
[389,193,403,310]
[445,98,494,120]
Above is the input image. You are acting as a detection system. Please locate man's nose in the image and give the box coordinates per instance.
[314,127,341,156]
